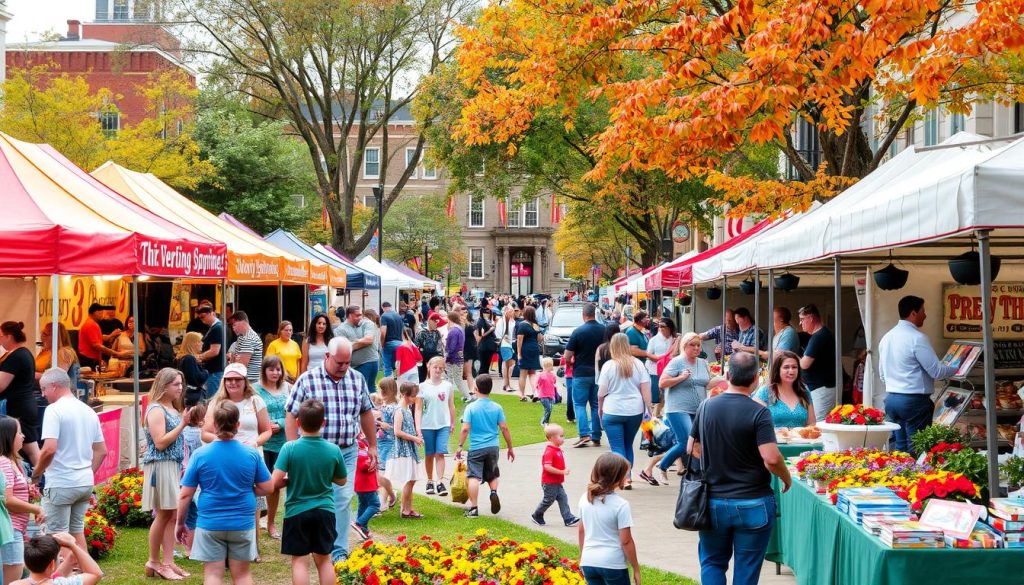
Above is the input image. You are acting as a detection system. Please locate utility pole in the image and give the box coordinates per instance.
[423,244,429,277]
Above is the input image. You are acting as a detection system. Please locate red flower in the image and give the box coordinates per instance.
[119,504,128,514]
[854,415,866,424]
[397,535,407,543]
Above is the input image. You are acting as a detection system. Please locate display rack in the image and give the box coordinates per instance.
[938,341,1023,451]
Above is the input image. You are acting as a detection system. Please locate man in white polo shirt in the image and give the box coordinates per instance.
[32,367,107,569]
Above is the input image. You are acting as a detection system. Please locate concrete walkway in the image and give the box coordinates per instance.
[427,431,797,584]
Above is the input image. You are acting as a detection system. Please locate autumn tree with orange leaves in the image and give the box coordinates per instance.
[451,0,1024,217]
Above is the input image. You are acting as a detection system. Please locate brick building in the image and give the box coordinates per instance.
[5,5,193,134]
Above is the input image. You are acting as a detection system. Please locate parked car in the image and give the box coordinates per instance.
[542,302,605,358]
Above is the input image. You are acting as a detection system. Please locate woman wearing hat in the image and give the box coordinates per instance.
[202,363,272,561]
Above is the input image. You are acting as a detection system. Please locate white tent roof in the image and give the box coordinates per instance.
[355,256,423,289]
[692,132,1024,279]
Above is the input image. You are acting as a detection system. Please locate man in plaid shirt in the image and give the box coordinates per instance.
[286,337,377,562]
[700,309,740,359]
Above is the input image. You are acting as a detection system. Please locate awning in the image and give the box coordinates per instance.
[262,229,360,290]
[383,259,441,291]
[656,217,777,288]
[1,132,226,277]
[314,244,382,290]
[355,256,424,289]
[91,162,334,286]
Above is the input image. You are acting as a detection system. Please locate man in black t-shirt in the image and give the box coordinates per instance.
[690,351,791,585]
[563,303,606,448]
[797,304,836,421]
[196,306,225,399]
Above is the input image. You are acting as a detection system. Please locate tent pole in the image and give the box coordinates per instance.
[753,269,760,370]
[277,282,284,326]
[131,277,140,468]
[50,276,59,368]
[834,257,843,408]
[863,267,875,408]
[721,276,728,362]
[691,284,697,333]
[977,230,1000,496]
[221,280,228,371]
[767,268,775,368]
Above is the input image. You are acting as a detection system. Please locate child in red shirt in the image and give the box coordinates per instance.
[536,358,558,425]
[352,434,380,540]
[394,328,424,384]
[530,424,579,527]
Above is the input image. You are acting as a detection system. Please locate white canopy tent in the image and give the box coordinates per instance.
[355,256,423,310]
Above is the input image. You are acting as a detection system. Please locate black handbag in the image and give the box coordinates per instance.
[673,402,711,531]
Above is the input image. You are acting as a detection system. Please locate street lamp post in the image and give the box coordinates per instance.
[373,185,383,262]
[423,244,429,277]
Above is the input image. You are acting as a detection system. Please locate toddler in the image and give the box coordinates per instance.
[531,424,579,527]
[536,358,557,425]
[351,433,379,540]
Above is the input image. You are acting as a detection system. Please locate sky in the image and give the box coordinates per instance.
[5,0,93,43]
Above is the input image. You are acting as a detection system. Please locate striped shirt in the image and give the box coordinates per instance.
[286,365,372,448]
[231,328,263,383]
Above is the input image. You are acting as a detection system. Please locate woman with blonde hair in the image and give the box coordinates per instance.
[34,322,78,377]
[597,333,651,490]
[142,367,191,580]
[176,332,208,406]
[651,331,710,484]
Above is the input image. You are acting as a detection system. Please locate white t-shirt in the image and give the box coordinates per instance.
[418,379,453,430]
[645,334,672,375]
[218,395,267,447]
[597,358,648,416]
[578,492,633,569]
[40,396,104,488]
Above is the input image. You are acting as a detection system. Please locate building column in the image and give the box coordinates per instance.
[534,245,543,294]
[502,246,510,293]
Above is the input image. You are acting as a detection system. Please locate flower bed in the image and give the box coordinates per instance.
[84,509,116,559]
[95,467,149,527]
[337,529,585,585]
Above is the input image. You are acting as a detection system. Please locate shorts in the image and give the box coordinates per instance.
[191,528,257,562]
[378,440,393,471]
[499,346,514,362]
[466,447,500,483]
[42,484,93,534]
[281,508,337,557]
[263,449,280,472]
[142,459,181,511]
[422,427,451,456]
[1,529,24,565]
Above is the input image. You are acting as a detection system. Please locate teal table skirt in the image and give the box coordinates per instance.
[766,443,822,564]
[778,480,1024,585]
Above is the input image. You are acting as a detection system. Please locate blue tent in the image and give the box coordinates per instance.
[264,229,380,290]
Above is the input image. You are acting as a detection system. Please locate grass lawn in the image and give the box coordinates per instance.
[446,389,579,452]
[98,495,694,585]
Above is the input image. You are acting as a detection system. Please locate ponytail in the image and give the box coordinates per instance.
[586,452,630,503]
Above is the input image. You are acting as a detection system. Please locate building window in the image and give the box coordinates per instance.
[112,0,129,20]
[363,147,380,179]
[785,118,821,180]
[405,148,418,179]
[950,112,966,135]
[363,194,377,209]
[96,0,109,20]
[422,148,437,180]
[469,248,484,279]
[924,109,939,146]
[524,198,539,227]
[99,111,120,138]
[507,199,520,227]
[475,159,485,177]
[469,197,484,228]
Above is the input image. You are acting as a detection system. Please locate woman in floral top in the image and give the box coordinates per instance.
[0,415,43,583]
[255,356,290,539]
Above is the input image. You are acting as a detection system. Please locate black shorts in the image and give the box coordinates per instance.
[466,447,500,483]
[281,508,337,557]
[263,449,279,472]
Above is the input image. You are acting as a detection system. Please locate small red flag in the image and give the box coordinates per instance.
[498,198,507,227]
[446,195,456,218]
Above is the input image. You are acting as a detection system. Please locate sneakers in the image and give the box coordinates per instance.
[565,517,580,527]
[436,482,448,497]
[531,514,546,526]
[489,491,501,514]
[572,437,591,448]
[464,507,480,518]
[591,439,602,447]
[425,482,435,495]
[350,522,370,541]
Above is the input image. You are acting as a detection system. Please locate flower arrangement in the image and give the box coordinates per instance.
[924,442,965,465]
[84,509,116,559]
[337,529,585,585]
[910,424,969,456]
[907,471,979,511]
[823,404,885,425]
[95,467,149,527]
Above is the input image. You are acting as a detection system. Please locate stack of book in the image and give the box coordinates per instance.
[878,520,945,548]
[863,513,915,536]
[988,498,1024,549]
[836,487,913,525]
[943,522,1003,548]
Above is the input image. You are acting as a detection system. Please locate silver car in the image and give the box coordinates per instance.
[542,303,605,357]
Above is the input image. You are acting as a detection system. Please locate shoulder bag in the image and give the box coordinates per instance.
[673,400,711,531]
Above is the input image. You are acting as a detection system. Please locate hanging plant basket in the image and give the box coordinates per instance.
[873,263,909,291]
[948,251,1001,285]
[676,291,692,306]
[774,273,800,292]
[706,286,722,300]
[739,279,757,295]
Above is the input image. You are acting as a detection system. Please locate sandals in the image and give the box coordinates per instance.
[519,396,529,402]
[401,510,424,519]
[144,561,184,580]
[169,565,191,578]
[267,527,281,540]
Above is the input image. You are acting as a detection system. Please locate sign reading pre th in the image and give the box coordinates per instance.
[943,283,1024,339]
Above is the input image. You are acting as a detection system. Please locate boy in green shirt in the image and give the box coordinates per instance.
[272,399,347,585]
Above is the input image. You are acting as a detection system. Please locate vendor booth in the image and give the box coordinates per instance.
[354,256,426,311]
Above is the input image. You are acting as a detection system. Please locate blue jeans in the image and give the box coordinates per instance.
[581,566,631,585]
[884,393,934,454]
[381,341,402,377]
[540,398,554,425]
[205,371,223,400]
[649,374,661,404]
[354,361,379,390]
[332,444,358,561]
[601,413,643,470]
[698,496,776,585]
[572,377,601,442]
[658,411,693,472]
[355,491,381,530]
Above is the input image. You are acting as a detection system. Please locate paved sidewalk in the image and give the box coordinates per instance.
[428,434,797,584]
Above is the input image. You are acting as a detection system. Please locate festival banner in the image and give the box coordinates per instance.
[498,199,508,227]
[94,408,122,484]
[37,276,129,331]
[943,283,1024,339]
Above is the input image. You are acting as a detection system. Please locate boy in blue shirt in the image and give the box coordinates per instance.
[455,375,515,518]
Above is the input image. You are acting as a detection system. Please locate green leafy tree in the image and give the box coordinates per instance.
[186,96,315,234]
[382,193,465,277]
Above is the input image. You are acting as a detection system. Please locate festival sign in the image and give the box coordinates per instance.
[228,253,282,282]
[136,237,227,278]
[37,276,129,331]
[943,283,1024,339]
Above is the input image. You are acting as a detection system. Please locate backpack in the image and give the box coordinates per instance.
[418,330,442,357]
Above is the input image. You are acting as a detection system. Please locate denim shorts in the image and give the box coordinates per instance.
[1,529,24,564]
[379,440,394,471]
[191,528,257,562]
[499,346,515,362]
[422,427,451,456]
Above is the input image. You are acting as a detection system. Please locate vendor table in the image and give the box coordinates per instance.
[767,443,822,567]
[778,479,1024,585]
